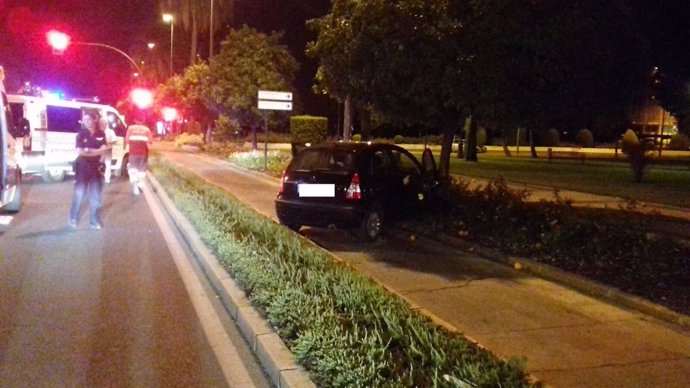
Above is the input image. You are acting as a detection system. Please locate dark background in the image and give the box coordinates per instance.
[0,0,331,114]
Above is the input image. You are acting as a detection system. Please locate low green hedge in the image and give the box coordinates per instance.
[151,159,535,387]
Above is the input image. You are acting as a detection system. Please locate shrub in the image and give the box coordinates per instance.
[575,129,594,148]
[151,161,534,387]
[213,115,243,143]
[668,133,690,150]
[620,129,653,183]
[476,127,487,148]
[544,129,560,147]
[351,133,362,142]
[174,133,204,148]
[290,115,328,145]
[393,134,404,144]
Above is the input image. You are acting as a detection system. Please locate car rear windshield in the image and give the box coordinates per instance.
[290,149,356,173]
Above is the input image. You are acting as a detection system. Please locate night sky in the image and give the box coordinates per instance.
[2,1,688,119]
[0,0,330,109]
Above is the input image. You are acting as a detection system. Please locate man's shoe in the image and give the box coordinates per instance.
[68,219,77,229]
[133,185,140,196]
[90,223,102,230]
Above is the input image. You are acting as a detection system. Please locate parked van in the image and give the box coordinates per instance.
[7,94,130,182]
[1,66,22,213]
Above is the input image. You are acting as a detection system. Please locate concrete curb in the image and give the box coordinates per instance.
[147,174,316,388]
[399,229,690,329]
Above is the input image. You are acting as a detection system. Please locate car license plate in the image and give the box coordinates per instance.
[298,184,335,197]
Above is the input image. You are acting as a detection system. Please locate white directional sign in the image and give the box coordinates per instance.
[258,90,293,111]
[258,90,292,101]
[258,100,293,110]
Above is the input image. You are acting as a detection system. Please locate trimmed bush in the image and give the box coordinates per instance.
[213,115,243,143]
[476,127,487,148]
[544,129,560,147]
[351,133,362,142]
[621,129,653,182]
[393,134,404,144]
[174,133,204,148]
[575,129,594,148]
[290,115,328,145]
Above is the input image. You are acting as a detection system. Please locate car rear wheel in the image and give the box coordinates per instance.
[358,205,384,242]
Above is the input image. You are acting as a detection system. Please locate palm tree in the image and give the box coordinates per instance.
[159,0,234,65]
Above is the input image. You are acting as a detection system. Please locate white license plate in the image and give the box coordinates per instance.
[298,184,335,197]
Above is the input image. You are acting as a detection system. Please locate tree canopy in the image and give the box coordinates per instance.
[308,0,649,173]
[206,25,299,132]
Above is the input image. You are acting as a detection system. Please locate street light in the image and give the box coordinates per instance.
[46,30,143,76]
[162,13,174,77]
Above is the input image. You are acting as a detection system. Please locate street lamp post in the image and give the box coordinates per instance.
[162,14,174,77]
[209,0,214,58]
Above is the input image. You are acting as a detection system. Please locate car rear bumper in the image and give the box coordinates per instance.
[275,197,365,229]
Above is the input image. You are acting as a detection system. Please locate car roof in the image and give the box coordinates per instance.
[303,142,403,153]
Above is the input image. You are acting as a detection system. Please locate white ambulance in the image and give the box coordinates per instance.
[1,66,21,213]
[7,94,130,182]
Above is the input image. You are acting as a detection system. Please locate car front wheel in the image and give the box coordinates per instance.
[358,206,384,242]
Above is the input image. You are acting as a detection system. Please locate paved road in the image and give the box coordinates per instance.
[0,176,271,387]
[159,148,690,388]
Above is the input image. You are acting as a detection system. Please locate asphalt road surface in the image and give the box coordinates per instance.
[0,176,271,387]
[159,148,690,388]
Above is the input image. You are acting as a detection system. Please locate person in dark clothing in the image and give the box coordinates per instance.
[69,112,109,229]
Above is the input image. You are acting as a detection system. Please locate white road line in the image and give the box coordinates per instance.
[143,183,256,387]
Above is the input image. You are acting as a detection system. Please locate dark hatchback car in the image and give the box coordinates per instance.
[275,142,439,241]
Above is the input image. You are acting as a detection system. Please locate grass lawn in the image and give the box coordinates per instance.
[439,152,690,208]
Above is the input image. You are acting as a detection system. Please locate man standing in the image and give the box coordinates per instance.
[125,120,153,195]
[70,112,108,229]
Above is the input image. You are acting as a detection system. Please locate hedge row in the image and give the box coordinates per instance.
[151,159,536,387]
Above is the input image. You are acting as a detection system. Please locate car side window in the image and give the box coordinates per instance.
[371,150,394,175]
[107,112,127,137]
[391,149,421,176]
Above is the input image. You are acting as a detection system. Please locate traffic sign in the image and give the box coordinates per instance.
[258,100,293,110]
[258,90,292,101]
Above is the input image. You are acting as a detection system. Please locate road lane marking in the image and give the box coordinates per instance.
[143,182,256,387]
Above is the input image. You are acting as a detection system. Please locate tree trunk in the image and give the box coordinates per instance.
[343,96,353,140]
[529,129,538,158]
[439,120,457,179]
[190,15,199,65]
[502,129,512,156]
[465,115,478,162]
[359,107,372,141]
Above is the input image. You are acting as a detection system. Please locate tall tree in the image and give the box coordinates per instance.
[309,0,468,177]
[205,26,299,149]
[159,0,234,65]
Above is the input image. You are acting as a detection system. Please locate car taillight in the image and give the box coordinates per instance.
[346,172,361,200]
[278,169,287,194]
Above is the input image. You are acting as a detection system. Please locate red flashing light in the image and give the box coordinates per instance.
[47,30,70,52]
[346,172,361,200]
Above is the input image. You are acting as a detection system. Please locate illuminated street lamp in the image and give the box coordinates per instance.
[130,88,153,109]
[162,13,174,77]
[46,30,143,76]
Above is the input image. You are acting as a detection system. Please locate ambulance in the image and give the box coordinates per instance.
[7,94,130,182]
[1,66,21,213]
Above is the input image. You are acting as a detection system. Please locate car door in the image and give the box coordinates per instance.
[387,147,427,217]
